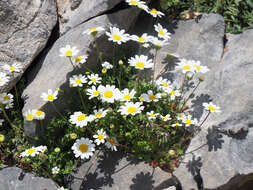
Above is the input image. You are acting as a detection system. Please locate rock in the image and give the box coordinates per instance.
[68,151,176,190]
[57,0,122,35]
[0,167,58,190]
[22,8,139,136]
[0,0,57,92]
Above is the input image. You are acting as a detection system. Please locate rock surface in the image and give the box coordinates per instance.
[0,0,57,92]
[57,0,122,35]
[68,151,175,190]
[0,167,58,190]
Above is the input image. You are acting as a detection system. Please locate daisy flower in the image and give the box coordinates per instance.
[69,74,87,87]
[154,23,171,40]
[125,0,144,6]
[182,115,198,127]
[130,33,150,44]
[52,166,60,175]
[137,3,149,12]
[0,93,14,105]
[40,89,58,102]
[20,147,39,157]
[106,27,130,45]
[71,137,95,159]
[203,102,221,113]
[102,61,113,69]
[87,74,102,85]
[69,112,92,128]
[73,55,88,66]
[2,63,22,73]
[147,111,159,120]
[92,109,108,121]
[177,113,186,121]
[139,93,146,102]
[105,137,118,151]
[23,110,35,121]
[167,88,181,100]
[118,102,144,116]
[0,134,5,142]
[190,60,209,74]
[128,55,153,70]
[0,72,9,86]
[142,90,161,102]
[87,85,101,99]
[149,36,168,48]
[83,26,105,35]
[155,77,172,89]
[93,129,108,145]
[120,88,136,102]
[99,85,121,103]
[161,114,171,122]
[172,122,183,127]
[33,109,45,120]
[59,45,79,57]
[36,145,47,153]
[175,59,195,74]
[148,8,165,18]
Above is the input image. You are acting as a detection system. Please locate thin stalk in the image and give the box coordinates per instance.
[51,103,68,123]
[152,49,158,84]
[94,37,103,64]
[78,87,86,112]
[68,57,76,69]
[1,104,20,131]
[14,84,20,111]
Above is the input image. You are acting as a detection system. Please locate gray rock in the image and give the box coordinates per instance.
[0,0,57,92]
[0,167,58,190]
[57,0,122,35]
[68,151,176,190]
[22,8,139,136]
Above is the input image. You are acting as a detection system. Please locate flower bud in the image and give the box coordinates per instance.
[110,124,115,129]
[199,76,205,82]
[54,147,61,153]
[70,133,77,140]
[118,60,123,65]
[186,71,194,80]
[102,68,107,74]
[0,134,5,142]
[161,92,168,99]
[168,149,176,156]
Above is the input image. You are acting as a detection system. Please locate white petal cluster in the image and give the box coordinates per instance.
[40,89,58,102]
[105,137,118,151]
[99,85,121,103]
[2,63,22,73]
[20,145,47,157]
[0,72,10,87]
[59,45,79,57]
[119,88,136,102]
[154,23,171,40]
[175,59,209,74]
[93,129,108,145]
[203,102,221,113]
[102,61,113,69]
[87,74,102,85]
[52,166,60,175]
[106,27,130,45]
[128,55,153,70]
[69,74,87,87]
[141,90,161,102]
[71,138,95,159]
[69,111,92,128]
[83,27,105,35]
[0,93,14,109]
[118,102,144,115]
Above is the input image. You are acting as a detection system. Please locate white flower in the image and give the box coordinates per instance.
[59,45,79,57]
[71,138,95,159]
[20,147,39,157]
[2,63,22,73]
[118,102,144,116]
[137,3,149,12]
[69,74,87,87]
[167,88,181,100]
[36,145,47,153]
[203,102,221,113]
[23,110,35,121]
[40,89,58,102]
[177,113,186,121]
[105,137,118,151]
[69,112,92,128]
[125,0,145,6]
[160,114,171,121]
[102,61,113,69]
[0,72,9,87]
[91,109,108,121]
[155,77,172,90]
[99,85,121,103]
[0,134,5,142]
[172,122,183,127]
[150,36,168,48]
[0,93,14,105]
[128,55,153,70]
[182,115,198,127]
[52,166,60,175]
[73,55,88,66]
[154,23,171,40]
[130,33,150,44]
[142,90,161,102]
[148,8,165,18]
[190,60,209,74]
[106,27,130,45]
[33,109,45,120]
[83,27,105,35]
[93,129,108,145]
[139,94,146,102]
[175,59,195,74]
[87,85,101,99]
[57,187,68,190]
[147,111,159,120]
[87,74,102,85]
[119,88,136,102]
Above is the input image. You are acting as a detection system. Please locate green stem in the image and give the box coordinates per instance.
[152,49,158,84]
[14,84,20,111]
[78,87,86,112]
[68,57,76,69]
[1,104,20,131]
[51,103,68,123]
[94,37,103,64]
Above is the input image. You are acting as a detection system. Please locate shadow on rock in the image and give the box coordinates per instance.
[206,126,224,152]
[130,171,155,190]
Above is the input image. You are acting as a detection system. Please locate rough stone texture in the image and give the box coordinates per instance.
[68,151,175,190]
[57,0,122,35]
[0,167,58,190]
[0,0,57,92]
[22,8,139,136]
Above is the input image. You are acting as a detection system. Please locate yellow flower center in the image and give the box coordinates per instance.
[3,96,9,101]
[150,9,158,14]
[75,79,81,84]
[194,65,201,71]
[96,113,103,118]
[163,83,168,87]
[26,114,34,121]
[130,0,138,5]
[36,110,43,116]
[149,95,156,100]
[65,50,73,56]
[123,94,131,100]
[136,62,145,68]
[137,37,145,42]
[158,30,165,36]
[109,138,115,145]
[93,91,99,96]
[163,116,167,120]
[27,148,36,155]
[183,65,191,70]
[89,28,97,32]
[112,35,122,41]
[75,56,82,63]
[208,105,216,111]
[104,91,113,98]
[47,95,54,101]
[149,114,155,118]
[127,107,137,113]
[91,78,97,82]
[79,144,88,153]
[170,91,175,95]
[186,119,192,125]
[175,122,179,126]
[10,67,15,71]
[98,134,104,140]
[77,114,86,121]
